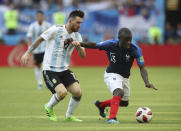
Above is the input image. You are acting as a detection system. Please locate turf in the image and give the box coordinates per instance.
[0,67,181,131]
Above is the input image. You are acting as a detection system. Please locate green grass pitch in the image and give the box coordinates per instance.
[0,67,181,131]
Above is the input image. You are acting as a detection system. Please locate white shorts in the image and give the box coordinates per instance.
[104,71,130,101]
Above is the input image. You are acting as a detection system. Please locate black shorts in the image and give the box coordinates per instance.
[43,70,79,94]
[33,52,44,65]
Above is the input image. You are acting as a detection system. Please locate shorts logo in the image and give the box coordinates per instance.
[52,78,57,84]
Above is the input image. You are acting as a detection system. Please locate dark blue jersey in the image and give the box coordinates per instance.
[96,39,144,78]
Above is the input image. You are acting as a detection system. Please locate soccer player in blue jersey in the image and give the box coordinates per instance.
[22,10,86,122]
[65,27,157,124]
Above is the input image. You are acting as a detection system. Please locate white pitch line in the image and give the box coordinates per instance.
[0,113,181,119]
[10,127,181,130]
[0,112,181,119]
[0,115,97,119]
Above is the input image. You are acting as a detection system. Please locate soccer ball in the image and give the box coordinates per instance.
[135,107,152,123]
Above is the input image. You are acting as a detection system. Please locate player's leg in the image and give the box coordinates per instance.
[94,100,107,118]
[34,64,42,89]
[46,83,67,108]
[95,93,122,124]
[44,84,67,122]
[65,82,82,122]
[43,70,67,121]
[33,53,44,89]
[119,78,130,107]
[108,88,123,121]
[94,72,113,118]
[62,70,82,122]
[103,72,124,123]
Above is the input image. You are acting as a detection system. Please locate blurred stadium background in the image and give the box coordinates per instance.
[0,0,181,66]
[0,0,181,131]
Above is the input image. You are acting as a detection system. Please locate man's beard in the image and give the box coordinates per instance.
[71,27,79,32]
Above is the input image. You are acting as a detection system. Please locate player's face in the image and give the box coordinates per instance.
[118,33,132,49]
[37,13,44,23]
[70,17,83,32]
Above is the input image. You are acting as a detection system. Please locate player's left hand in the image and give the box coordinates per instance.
[146,83,157,90]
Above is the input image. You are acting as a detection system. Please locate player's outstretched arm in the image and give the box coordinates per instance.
[139,65,157,90]
[71,40,98,49]
[21,37,44,65]
[80,42,98,49]
[64,38,98,49]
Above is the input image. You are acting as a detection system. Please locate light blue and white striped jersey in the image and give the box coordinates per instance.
[41,25,83,72]
[27,21,51,54]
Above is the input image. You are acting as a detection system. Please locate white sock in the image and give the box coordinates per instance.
[46,94,60,108]
[34,67,42,85]
[66,97,80,118]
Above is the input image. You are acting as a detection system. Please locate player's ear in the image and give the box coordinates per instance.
[69,17,74,23]
[68,18,72,24]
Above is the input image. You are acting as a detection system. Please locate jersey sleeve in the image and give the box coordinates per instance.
[135,46,145,66]
[41,25,57,41]
[96,39,114,50]
[27,24,33,38]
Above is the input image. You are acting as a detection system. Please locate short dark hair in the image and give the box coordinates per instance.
[118,28,132,38]
[68,10,84,19]
[37,10,44,15]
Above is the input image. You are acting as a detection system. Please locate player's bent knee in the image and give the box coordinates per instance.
[55,84,67,99]
[119,101,129,107]
[61,90,67,98]
[73,88,82,98]
[56,90,67,99]
[113,88,124,98]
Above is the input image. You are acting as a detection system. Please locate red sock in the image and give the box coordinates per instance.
[109,96,122,119]
[99,99,111,108]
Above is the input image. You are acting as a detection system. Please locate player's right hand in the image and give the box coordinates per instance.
[21,52,31,65]
[146,83,157,90]
[72,41,81,48]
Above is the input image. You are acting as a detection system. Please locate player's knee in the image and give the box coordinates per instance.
[73,89,82,98]
[57,90,67,99]
[119,101,129,107]
[61,91,67,98]
[113,88,124,98]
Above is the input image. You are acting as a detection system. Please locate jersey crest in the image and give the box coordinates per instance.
[125,54,130,62]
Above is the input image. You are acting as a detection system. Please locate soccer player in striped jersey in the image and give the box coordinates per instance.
[66,28,157,124]
[21,10,86,122]
[27,10,51,89]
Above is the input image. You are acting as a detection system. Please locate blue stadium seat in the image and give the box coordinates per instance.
[2,33,25,45]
